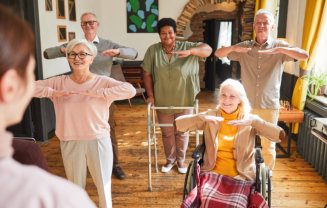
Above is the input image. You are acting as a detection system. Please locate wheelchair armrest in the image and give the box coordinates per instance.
[255,148,264,164]
[14,137,36,143]
[192,143,205,160]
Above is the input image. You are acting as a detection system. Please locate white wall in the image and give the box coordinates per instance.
[97,0,189,61]
[283,0,306,76]
[38,0,102,78]
[38,0,189,78]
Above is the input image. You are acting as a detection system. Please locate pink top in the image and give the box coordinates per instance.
[0,131,96,207]
[34,75,136,141]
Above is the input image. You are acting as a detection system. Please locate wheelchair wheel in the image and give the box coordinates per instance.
[260,164,267,199]
[183,160,197,200]
[260,166,272,207]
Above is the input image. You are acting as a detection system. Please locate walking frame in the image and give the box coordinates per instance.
[147,100,199,191]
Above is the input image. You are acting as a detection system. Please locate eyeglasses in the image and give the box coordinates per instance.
[68,52,92,59]
[81,20,97,26]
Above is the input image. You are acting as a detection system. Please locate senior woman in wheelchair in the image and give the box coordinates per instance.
[176,79,285,208]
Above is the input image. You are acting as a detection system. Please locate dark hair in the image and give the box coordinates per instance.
[157,18,176,34]
[0,5,35,79]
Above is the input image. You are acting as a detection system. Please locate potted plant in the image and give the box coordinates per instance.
[302,72,327,100]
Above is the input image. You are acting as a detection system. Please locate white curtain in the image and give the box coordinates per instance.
[217,21,232,65]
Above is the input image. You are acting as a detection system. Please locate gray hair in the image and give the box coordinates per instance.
[218,79,252,114]
[80,12,97,21]
[66,39,97,57]
[254,9,275,25]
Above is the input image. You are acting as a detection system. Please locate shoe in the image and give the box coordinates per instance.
[177,165,187,174]
[112,166,126,180]
[161,164,174,173]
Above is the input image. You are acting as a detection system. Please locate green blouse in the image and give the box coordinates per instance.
[141,41,205,114]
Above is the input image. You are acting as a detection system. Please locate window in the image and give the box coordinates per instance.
[217,21,232,65]
[312,17,327,101]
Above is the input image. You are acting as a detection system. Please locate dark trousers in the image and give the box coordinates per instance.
[109,104,120,167]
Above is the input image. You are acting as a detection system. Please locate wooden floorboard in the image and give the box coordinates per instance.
[40,90,327,208]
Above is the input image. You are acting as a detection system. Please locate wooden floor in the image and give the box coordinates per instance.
[40,90,327,208]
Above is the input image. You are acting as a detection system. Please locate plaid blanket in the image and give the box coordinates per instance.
[182,171,266,208]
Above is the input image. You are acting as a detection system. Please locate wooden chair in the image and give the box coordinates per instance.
[110,64,146,107]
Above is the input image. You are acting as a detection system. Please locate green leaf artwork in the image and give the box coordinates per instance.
[127,0,158,33]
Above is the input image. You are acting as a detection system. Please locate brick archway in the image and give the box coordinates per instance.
[176,0,254,40]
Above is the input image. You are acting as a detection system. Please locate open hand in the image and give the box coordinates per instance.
[227,118,252,126]
[199,115,224,124]
[234,46,251,53]
[258,48,280,55]
[76,90,100,98]
[101,49,120,56]
[60,47,66,54]
[52,90,78,97]
[172,50,191,58]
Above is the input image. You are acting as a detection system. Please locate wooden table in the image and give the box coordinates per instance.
[277,108,304,158]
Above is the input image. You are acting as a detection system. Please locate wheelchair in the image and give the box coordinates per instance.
[183,139,272,208]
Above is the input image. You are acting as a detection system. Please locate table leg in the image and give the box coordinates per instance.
[276,122,292,158]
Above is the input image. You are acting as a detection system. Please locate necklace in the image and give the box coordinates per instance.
[162,43,176,54]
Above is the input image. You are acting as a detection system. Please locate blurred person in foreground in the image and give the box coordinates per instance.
[0,5,96,208]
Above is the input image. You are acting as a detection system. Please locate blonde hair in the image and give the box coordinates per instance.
[218,79,251,114]
[66,39,98,57]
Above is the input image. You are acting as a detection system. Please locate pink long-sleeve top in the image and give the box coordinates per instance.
[34,75,136,141]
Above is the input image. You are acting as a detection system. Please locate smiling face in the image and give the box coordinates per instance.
[253,14,274,42]
[67,44,94,71]
[81,13,99,35]
[159,25,176,47]
[219,85,241,114]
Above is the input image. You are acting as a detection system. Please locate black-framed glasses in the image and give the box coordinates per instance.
[68,52,92,59]
[81,20,97,26]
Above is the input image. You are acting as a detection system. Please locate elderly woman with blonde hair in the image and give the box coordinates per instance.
[34,39,136,208]
[176,79,285,207]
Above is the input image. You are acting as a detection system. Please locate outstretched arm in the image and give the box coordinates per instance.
[172,43,212,58]
[258,47,309,60]
[43,43,67,59]
[214,45,251,57]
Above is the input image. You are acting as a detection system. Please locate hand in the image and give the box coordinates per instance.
[258,47,281,55]
[146,96,154,106]
[76,90,101,98]
[52,90,77,97]
[199,115,224,124]
[172,50,191,58]
[60,47,66,54]
[101,49,120,56]
[233,46,251,53]
[227,118,252,126]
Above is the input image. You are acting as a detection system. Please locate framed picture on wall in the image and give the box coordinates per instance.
[68,32,75,41]
[45,0,53,11]
[126,0,158,33]
[68,0,76,21]
[57,25,67,42]
[56,0,65,19]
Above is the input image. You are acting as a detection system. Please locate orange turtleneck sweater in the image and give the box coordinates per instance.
[211,108,239,177]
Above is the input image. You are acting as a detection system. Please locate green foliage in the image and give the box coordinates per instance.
[302,72,327,100]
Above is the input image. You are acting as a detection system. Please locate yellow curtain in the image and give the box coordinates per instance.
[291,0,327,133]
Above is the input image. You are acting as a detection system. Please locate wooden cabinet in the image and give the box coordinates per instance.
[121,61,144,85]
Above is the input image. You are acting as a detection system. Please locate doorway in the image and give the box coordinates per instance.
[203,19,238,90]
